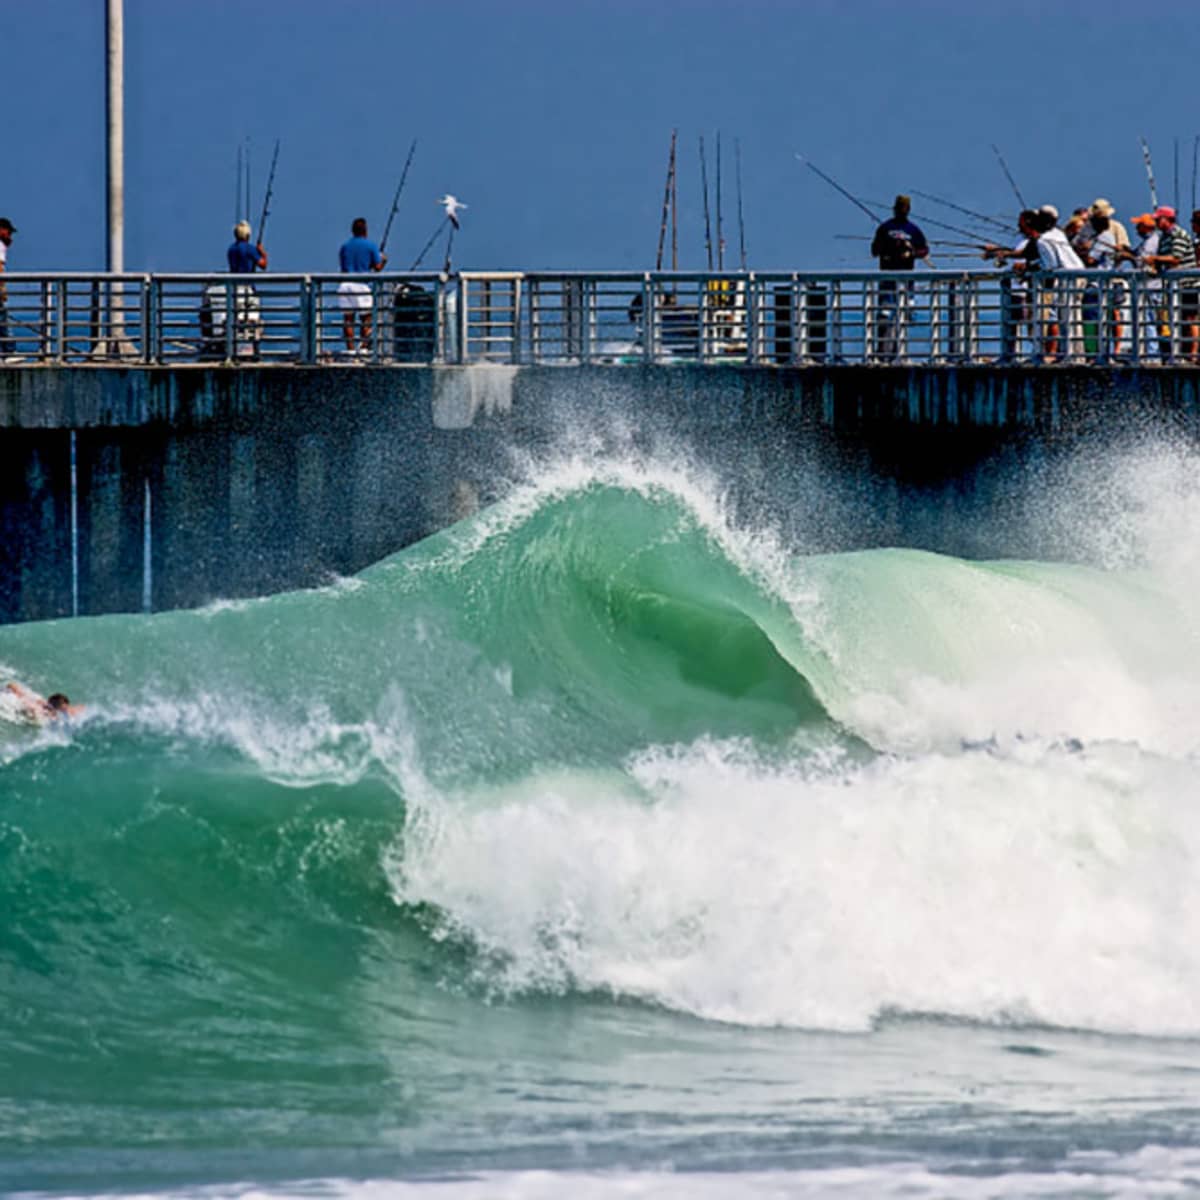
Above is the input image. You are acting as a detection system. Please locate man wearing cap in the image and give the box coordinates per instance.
[869,194,928,360]
[1123,213,1163,360]
[1088,199,1129,250]
[1147,206,1198,361]
[983,209,1041,360]
[1078,199,1131,359]
[1031,206,1084,360]
[0,217,15,361]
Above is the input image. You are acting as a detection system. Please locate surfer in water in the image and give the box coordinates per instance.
[4,682,84,723]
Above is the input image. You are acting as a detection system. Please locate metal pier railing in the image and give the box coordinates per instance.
[0,269,1195,367]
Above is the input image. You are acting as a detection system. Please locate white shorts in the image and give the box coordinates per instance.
[337,281,373,311]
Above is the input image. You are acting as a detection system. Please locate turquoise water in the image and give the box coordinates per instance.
[3,452,1200,1197]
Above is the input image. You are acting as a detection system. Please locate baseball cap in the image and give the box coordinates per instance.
[1155,205,1176,220]
[0,218,15,233]
[1090,198,1115,217]
[1038,204,1059,221]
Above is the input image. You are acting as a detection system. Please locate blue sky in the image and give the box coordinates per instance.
[5,0,1200,273]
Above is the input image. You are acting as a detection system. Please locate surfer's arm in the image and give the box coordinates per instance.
[5,682,53,721]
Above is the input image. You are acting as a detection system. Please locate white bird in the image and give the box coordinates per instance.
[439,194,467,230]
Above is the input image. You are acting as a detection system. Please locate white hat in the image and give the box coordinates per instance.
[1038,204,1059,221]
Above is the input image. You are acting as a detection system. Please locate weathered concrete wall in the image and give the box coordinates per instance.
[2,363,1198,623]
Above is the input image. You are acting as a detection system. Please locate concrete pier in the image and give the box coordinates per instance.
[3,363,1198,624]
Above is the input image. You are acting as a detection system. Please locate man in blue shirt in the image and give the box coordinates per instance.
[227,221,267,272]
[870,195,929,271]
[338,217,388,355]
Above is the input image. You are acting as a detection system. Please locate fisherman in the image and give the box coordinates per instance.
[1088,199,1129,250]
[227,220,267,273]
[869,194,928,360]
[1125,212,1162,359]
[1077,200,1129,358]
[1032,205,1084,361]
[0,217,15,361]
[203,220,266,360]
[1064,207,1091,257]
[983,210,1040,360]
[4,681,84,724]
[338,217,388,356]
[1146,206,1198,362]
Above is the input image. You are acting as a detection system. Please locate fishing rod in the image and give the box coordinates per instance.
[244,138,251,225]
[864,201,1000,244]
[410,216,448,270]
[380,137,418,256]
[796,164,949,266]
[716,132,725,270]
[1140,135,1159,209]
[835,234,991,253]
[670,135,678,270]
[257,138,280,244]
[234,143,242,223]
[1175,136,1181,215]
[1193,135,1198,215]
[991,144,1026,209]
[909,188,1009,232]
[699,135,714,270]
[655,130,676,271]
[735,137,747,270]
[795,154,881,223]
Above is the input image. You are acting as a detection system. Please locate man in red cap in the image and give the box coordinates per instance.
[1147,206,1198,361]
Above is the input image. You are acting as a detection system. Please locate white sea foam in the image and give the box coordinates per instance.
[43,1145,1200,1198]
[389,731,1200,1036]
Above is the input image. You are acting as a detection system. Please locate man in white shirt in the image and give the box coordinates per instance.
[0,218,13,361]
[983,209,1040,359]
[1033,205,1084,360]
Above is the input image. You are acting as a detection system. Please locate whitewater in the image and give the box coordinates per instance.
[2,432,1200,1198]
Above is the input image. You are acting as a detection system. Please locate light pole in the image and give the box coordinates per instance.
[102,0,132,356]
[106,0,123,275]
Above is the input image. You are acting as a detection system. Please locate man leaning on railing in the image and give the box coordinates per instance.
[1145,206,1198,363]
[1032,205,1083,363]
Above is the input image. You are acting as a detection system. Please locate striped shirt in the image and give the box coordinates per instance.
[1157,224,1196,269]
